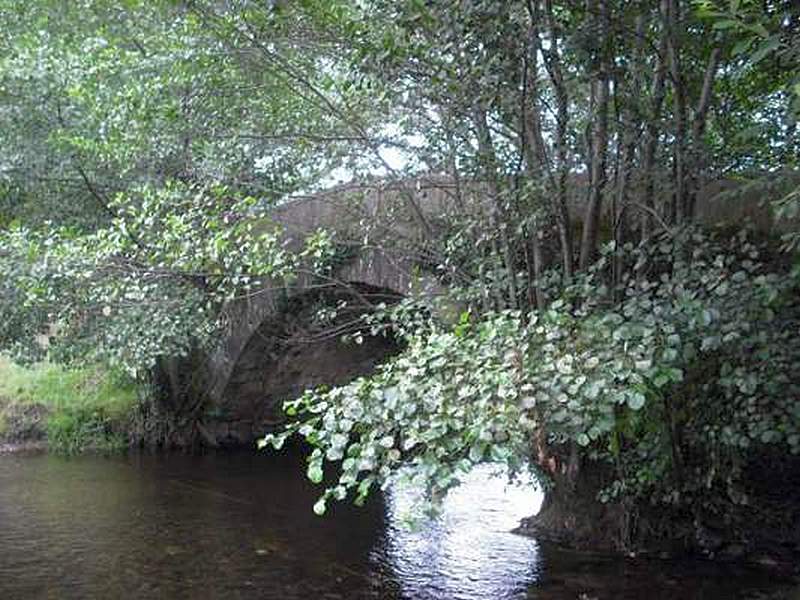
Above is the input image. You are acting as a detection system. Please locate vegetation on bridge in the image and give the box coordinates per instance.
[0,0,799,556]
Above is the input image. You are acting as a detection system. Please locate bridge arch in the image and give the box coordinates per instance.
[196,177,459,445]
[200,245,444,446]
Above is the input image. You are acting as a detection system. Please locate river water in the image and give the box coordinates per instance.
[0,450,791,599]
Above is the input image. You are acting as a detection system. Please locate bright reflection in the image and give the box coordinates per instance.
[374,464,544,600]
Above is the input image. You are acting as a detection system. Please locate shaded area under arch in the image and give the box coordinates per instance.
[204,283,403,446]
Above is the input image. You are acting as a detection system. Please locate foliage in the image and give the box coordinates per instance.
[694,1,799,173]
[262,228,800,515]
[0,0,372,379]
[0,180,339,376]
[0,0,361,226]
[695,0,800,107]
[3,0,798,371]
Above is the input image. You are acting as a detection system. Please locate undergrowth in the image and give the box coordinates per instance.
[0,356,137,453]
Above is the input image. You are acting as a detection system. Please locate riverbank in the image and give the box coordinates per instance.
[0,440,48,454]
[0,401,47,452]
[512,449,800,579]
[0,357,137,453]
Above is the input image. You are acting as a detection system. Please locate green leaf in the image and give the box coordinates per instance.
[307,462,324,484]
[750,36,780,64]
[627,392,646,411]
[712,19,739,30]
[312,497,327,516]
[732,37,754,56]
[468,442,485,462]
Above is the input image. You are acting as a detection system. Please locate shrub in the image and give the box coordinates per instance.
[261,227,800,518]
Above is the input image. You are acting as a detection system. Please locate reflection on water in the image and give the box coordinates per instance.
[377,465,543,600]
[0,451,790,599]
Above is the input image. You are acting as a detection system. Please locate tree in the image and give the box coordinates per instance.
[1,0,799,553]
[0,0,377,440]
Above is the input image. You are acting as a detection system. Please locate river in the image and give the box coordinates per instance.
[0,450,791,599]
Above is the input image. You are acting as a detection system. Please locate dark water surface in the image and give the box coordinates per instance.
[0,451,791,599]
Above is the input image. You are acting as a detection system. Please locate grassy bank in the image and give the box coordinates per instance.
[0,356,138,453]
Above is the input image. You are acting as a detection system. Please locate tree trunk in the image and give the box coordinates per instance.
[516,430,629,550]
[666,0,689,225]
[135,352,213,449]
[640,22,669,241]
[579,73,610,269]
[474,105,519,309]
[538,0,574,280]
[686,46,722,219]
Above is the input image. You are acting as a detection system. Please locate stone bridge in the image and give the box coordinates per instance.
[200,177,460,444]
[196,172,798,446]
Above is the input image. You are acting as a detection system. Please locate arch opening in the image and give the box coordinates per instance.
[206,283,404,446]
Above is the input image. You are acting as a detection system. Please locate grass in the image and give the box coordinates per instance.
[0,356,138,453]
